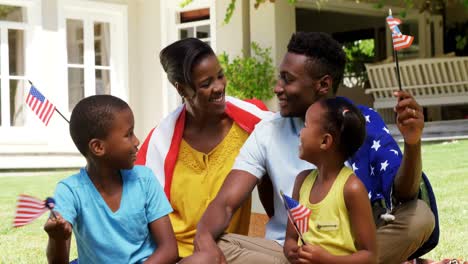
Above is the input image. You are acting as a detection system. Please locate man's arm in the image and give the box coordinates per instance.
[393,90,424,202]
[194,170,258,251]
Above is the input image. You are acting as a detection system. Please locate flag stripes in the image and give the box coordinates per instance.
[282,193,312,234]
[26,86,56,126]
[386,15,414,51]
[13,194,48,228]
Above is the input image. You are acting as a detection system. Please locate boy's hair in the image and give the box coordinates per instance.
[69,95,130,156]
[287,32,346,94]
[159,38,215,92]
[319,97,366,159]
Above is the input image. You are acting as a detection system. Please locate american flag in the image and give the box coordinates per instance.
[13,194,49,227]
[26,85,56,126]
[386,15,414,51]
[282,193,311,234]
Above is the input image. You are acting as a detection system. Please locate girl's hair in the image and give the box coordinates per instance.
[319,97,366,159]
[159,38,215,92]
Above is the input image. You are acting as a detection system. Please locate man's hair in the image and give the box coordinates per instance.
[319,97,366,159]
[69,95,130,156]
[287,32,346,94]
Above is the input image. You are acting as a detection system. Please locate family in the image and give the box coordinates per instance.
[44,32,436,264]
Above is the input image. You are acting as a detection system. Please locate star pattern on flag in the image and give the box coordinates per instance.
[345,103,403,210]
[380,160,389,171]
[371,140,381,151]
[365,115,371,123]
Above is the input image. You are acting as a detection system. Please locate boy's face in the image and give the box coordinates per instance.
[101,108,140,169]
[299,102,326,163]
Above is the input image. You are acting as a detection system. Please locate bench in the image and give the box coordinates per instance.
[365,56,468,109]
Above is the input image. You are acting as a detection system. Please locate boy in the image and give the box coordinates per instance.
[44,95,178,264]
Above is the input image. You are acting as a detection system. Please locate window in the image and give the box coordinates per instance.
[66,19,111,111]
[0,4,27,127]
[178,8,211,46]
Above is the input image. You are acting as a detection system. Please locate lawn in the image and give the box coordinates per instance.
[0,140,467,263]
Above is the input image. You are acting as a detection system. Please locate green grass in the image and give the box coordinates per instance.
[0,140,467,262]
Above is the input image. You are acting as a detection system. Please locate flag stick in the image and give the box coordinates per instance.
[28,80,70,124]
[389,9,403,91]
[280,190,306,245]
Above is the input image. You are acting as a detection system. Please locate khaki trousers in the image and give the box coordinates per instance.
[219,199,435,264]
[218,233,289,264]
[374,199,435,264]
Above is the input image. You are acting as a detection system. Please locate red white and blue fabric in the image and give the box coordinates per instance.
[386,15,414,51]
[13,194,49,227]
[26,85,56,126]
[135,96,273,201]
[282,193,311,234]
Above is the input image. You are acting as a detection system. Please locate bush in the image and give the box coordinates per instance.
[219,42,275,100]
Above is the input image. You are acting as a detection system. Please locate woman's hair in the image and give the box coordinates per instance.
[159,38,215,92]
[319,97,366,159]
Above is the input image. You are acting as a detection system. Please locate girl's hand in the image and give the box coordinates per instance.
[285,243,300,263]
[44,212,72,241]
[296,244,328,263]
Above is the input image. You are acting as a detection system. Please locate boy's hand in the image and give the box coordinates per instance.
[296,244,328,263]
[394,90,424,145]
[44,212,72,240]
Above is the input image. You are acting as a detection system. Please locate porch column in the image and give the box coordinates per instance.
[215,0,250,57]
[249,0,296,110]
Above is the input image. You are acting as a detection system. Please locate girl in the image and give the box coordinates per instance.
[284,97,377,264]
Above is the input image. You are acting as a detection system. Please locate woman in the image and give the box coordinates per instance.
[136,38,272,258]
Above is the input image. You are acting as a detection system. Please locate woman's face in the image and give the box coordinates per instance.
[184,54,227,115]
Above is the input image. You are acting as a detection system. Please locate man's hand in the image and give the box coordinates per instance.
[193,233,227,264]
[394,90,424,145]
[44,212,72,241]
[284,243,299,263]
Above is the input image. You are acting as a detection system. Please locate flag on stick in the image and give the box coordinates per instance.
[13,195,56,228]
[386,11,414,51]
[280,191,311,244]
[26,85,56,126]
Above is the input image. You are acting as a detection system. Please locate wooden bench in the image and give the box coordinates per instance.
[365,56,468,109]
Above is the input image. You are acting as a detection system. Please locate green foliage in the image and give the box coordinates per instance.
[455,35,467,51]
[179,0,193,8]
[219,42,275,100]
[343,39,375,88]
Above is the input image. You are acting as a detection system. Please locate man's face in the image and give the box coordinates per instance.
[274,52,322,117]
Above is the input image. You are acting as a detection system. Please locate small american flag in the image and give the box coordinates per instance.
[26,85,56,126]
[282,192,311,234]
[386,15,414,51]
[13,194,51,227]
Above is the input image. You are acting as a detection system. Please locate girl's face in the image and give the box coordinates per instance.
[299,102,327,163]
[184,54,227,116]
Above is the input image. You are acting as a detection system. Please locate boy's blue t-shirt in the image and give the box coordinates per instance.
[53,165,172,264]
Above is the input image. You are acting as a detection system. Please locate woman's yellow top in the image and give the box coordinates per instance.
[299,166,357,255]
[170,123,251,257]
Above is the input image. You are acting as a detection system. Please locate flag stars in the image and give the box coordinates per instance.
[383,127,390,134]
[352,163,358,172]
[370,165,375,176]
[365,115,371,123]
[380,160,389,171]
[390,149,399,155]
[371,140,381,151]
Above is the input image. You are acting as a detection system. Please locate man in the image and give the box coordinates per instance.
[194,32,435,264]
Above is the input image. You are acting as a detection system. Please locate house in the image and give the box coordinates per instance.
[0,0,466,170]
